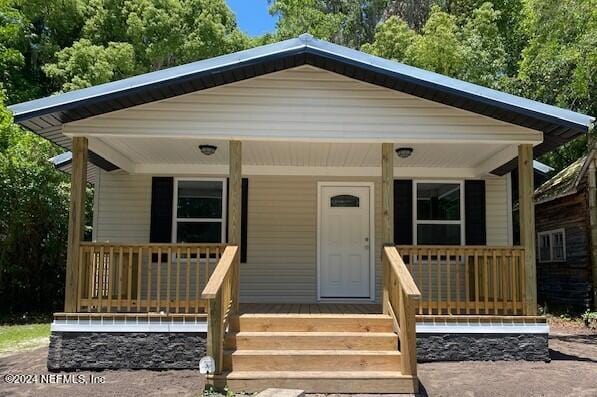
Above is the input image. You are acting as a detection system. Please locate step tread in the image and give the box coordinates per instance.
[228,331,397,337]
[225,349,401,356]
[238,313,391,319]
[219,370,411,379]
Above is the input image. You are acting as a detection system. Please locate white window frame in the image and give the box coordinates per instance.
[171,177,227,243]
[413,180,465,245]
[537,228,566,263]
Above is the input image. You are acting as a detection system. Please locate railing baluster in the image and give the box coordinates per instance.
[446,249,451,315]
[98,246,105,313]
[437,250,442,315]
[118,247,123,311]
[157,248,162,312]
[186,248,191,314]
[474,250,479,314]
[483,250,489,314]
[127,247,133,312]
[465,251,470,314]
[108,247,114,312]
[176,247,181,313]
[167,248,172,314]
[147,247,152,312]
[195,247,201,313]
[137,247,142,311]
[456,248,461,315]
[493,250,498,315]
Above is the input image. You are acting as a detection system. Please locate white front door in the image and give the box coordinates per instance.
[319,185,371,299]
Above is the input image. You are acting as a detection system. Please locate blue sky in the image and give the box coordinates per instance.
[226,0,278,36]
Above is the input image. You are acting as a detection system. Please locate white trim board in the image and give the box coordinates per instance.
[416,322,549,334]
[52,319,207,333]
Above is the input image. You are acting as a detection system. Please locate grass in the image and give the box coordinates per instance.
[0,323,51,355]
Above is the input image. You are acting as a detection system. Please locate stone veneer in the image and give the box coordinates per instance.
[416,333,549,362]
[48,332,207,370]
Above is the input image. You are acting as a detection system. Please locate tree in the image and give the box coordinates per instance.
[0,89,70,314]
[363,3,507,87]
[43,0,249,92]
[269,0,345,42]
[518,0,596,169]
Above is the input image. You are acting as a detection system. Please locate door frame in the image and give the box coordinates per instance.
[316,181,375,302]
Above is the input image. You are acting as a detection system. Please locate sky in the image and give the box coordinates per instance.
[226,0,278,37]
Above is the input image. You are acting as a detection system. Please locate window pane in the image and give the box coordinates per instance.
[417,224,460,245]
[330,195,360,207]
[176,222,222,243]
[417,183,460,221]
[552,232,564,261]
[539,234,551,262]
[177,181,223,218]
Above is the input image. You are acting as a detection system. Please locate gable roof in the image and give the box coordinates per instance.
[9,34,594,174]
[534,153,594,204]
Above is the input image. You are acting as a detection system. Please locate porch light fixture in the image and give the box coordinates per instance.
[395,147,413,159]
[198,144,217,156]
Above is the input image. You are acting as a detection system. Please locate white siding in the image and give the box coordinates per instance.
[93,170,152,242]
[93,172,511,303]
[66,66,539,144]
[485,175,511,246]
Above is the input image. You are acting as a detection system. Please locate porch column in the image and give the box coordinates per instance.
[518,144,537,315]
[381,143,394,314]
[228,140,242,312]
[65,137,88,312]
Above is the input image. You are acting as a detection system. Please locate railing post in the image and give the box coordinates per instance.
[518,144,537,315]
[228,140,242,314]
[399,291,417,376]
[65,136,88,312]
[207,289,224,374]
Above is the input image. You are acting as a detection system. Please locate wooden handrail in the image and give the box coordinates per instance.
[202,245,240,375]
[384,247,421,298]
[383,246,421,378]
[201,246,239,299]
[80,242,229,248]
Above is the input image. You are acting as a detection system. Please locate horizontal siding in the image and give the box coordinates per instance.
[485,175,510,246]
[94,171,152,242]
[93,172,511,303]
[68,66,535,141]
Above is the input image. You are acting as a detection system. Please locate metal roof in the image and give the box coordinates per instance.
[10,34,595,175]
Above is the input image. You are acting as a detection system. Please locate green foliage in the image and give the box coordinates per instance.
[43,39,135,91]
[38,0,249,92]
[0,323,50,353]
[270,0,345,42]
[0,90,69,314]
[519,0,596,169]
[363,3,508,88]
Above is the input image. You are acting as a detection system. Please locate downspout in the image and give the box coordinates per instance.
[587,124,597,309]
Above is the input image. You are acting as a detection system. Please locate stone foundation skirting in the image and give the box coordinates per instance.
[48,332,207,371]
[416,333,549,362]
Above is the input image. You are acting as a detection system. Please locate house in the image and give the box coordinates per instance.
[534,152,597,311]
[9,34,594,394]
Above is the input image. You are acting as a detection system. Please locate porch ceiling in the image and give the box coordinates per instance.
[91,137,515,177]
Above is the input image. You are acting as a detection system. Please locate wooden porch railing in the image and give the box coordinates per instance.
[77,242,228,313]
[201,245,240,375]
[383,246,421,377]
[397,246,526,316]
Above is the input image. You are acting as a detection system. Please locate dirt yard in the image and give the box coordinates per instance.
[0,323,595,397]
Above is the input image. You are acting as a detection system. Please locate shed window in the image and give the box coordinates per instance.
[538,229,566,262]
[173,179,226,243]
[414,182,463,245]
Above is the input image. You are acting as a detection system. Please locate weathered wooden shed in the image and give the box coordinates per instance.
[534,153,597,310]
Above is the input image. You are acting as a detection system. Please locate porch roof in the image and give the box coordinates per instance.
[10,34,594,175]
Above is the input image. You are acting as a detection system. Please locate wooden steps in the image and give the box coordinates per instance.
[210,313,416,394]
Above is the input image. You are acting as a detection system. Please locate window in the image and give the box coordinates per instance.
[414,181,463,245]
[538,229,566,262]
[330,195,360,207]
[172,178,226,243]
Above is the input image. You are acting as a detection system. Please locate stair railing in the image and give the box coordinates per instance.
[382,246,422,377]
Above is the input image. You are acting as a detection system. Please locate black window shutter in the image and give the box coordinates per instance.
[465,180,486,245]
[394,180,413,245]
[226,178,249,263]
[150,177,174,243]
